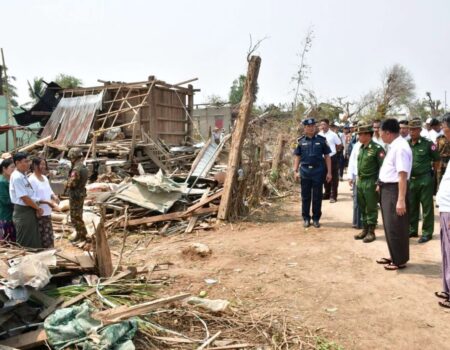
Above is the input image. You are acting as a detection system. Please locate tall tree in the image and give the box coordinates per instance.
[292,27,314,111]
[0,65,19,107]
[55,73,83,89]
[28,77,45,102]
[376,64,415,119]
[229,74,258,105]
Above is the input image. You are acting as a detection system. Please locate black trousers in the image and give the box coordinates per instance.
[380,183,410,266]
[301,167,325,221]
[324,155,339,200]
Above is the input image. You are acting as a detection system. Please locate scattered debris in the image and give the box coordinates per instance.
[182,243,212,258]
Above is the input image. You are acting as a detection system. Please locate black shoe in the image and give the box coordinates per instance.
[303,220,310,228]
[313,221,320,228]
[418,236,432,244]
[409,233,419,238]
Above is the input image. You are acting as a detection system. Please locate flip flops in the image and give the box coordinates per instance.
[376,258,392,264]
[435,291,450,300]
[438,300,450,309]
[384,263,407,271]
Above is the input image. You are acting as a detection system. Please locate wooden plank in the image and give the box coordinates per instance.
[184,190,223,215]
[95,213,113,278]
[29,290,57,308]
[218,56,261,220]
[123,206,218,227]
[185,188,210,233]
[93,293,190,325]
[30,111,52,116]
[18,136,51,152]
[0,329,47,349]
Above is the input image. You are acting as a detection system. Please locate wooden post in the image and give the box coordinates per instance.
[95,207,113,277]
[217,56,261,220]
[271,134,286,175]
[187,84,194,142]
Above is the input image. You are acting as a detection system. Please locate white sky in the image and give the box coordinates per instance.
[2,0,450,107]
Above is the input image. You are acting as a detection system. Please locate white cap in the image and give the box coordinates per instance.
[426,117,432,124]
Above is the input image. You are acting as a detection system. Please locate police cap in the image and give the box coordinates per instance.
[302,118,316,126]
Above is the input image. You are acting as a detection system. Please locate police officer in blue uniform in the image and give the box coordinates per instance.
[293,118,332,228]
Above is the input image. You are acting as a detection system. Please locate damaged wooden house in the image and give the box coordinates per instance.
[20,76,199,174]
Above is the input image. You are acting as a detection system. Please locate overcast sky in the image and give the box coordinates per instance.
[2,0,450,108]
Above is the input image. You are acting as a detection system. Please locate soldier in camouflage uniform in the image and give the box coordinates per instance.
[66,148,89,241]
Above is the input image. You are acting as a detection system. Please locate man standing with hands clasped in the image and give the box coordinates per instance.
[376,119,412,271]
[293,118,332,228]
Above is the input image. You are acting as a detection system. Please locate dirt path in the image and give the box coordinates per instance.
[125,182,449,349]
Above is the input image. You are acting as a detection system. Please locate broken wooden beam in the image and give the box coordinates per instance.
[18,136,51,153]
[93,293,191,325]
[0,329,47,349]
[184,190,223,215]
[95,211,113,278]
[123,206,218,227]
[218,56,261,220]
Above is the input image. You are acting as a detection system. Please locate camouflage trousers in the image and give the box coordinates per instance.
[69,195,87,239]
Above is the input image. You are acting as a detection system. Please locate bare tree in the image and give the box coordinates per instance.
[292,27,314,111]
[376,64,415,119]
[425,91,441,117]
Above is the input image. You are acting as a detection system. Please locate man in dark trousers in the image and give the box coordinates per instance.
[293,118,332,228]
[377,119,412,271]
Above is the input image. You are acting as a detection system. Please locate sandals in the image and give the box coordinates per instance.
[384,263,407,271]
[376,258,392,264]
[438,300,450,309]
[435,291,450,300]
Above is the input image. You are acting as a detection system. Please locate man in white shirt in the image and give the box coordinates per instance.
[377,119,412,271]
[347,140,362,229]
[319,119,342,203]
[10,152,43,248]
[436,113,450,308]
[399,120,411,141]
[421,118,432,139]
[429,118,443,143]
[372,120,386,148]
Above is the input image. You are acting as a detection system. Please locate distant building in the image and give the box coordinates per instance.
[192,105,232,140]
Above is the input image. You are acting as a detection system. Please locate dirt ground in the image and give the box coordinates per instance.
[119,182,449,350]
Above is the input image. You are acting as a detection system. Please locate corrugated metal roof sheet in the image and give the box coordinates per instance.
[41,93,103,146]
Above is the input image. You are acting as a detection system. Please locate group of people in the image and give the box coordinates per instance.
[0,147,89,249]
[293,113,450,308]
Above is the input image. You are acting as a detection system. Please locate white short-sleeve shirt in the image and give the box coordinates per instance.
[346,141,361,180]
[9,169,39,206]
[379,136,412,183]
[318,130,342,157]
[29,174,54,216]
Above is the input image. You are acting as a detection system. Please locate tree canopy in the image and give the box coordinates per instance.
[229,74,258,105]
[55,73,83,89]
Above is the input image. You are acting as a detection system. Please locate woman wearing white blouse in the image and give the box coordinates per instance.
[29,158,60,248]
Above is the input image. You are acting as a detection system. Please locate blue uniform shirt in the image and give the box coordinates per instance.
[294,134,331,167]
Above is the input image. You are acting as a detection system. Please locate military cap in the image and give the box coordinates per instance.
[302,118,316,126]
[343,123,350,129]
[67,147,83,159]
[408,118,422,129]
[356,123,373,134]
